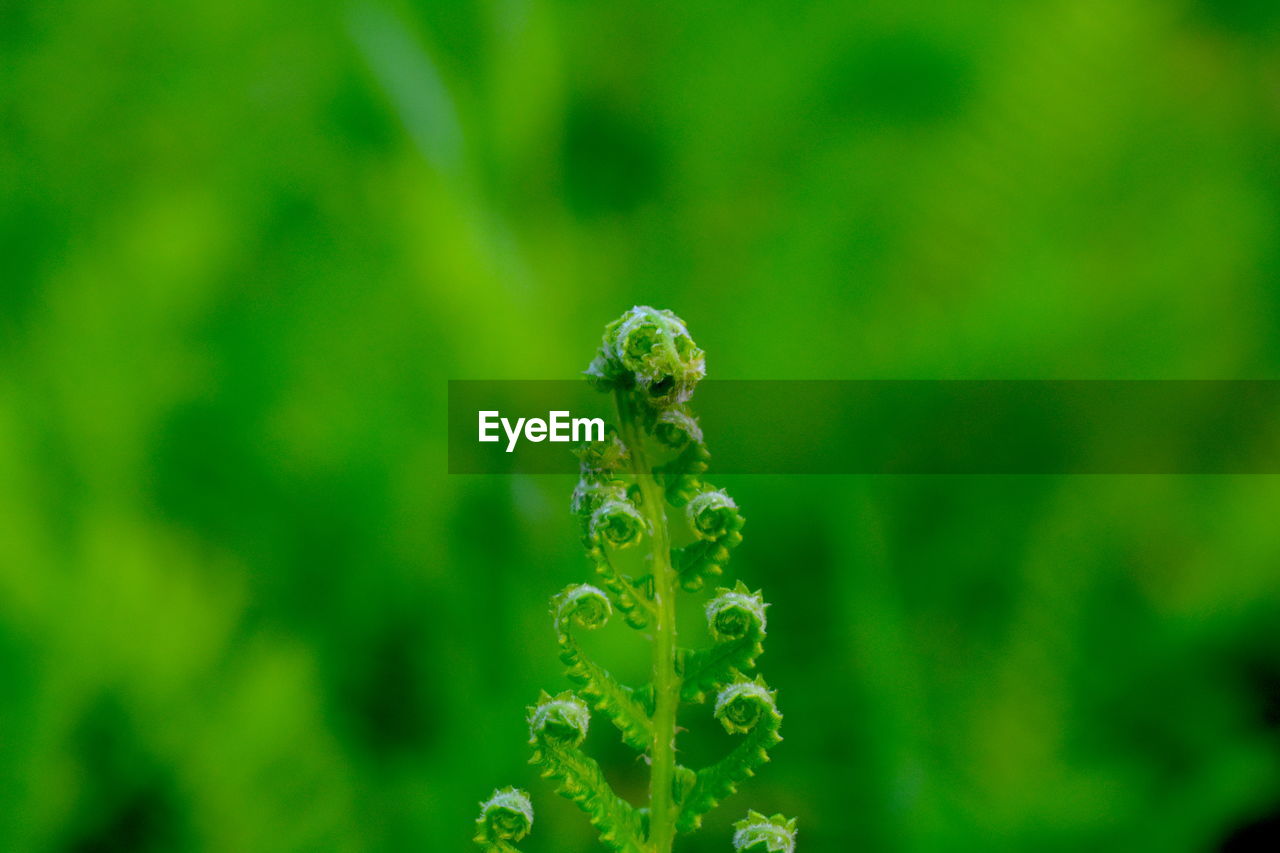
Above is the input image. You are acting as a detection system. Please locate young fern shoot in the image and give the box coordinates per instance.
[476,307,796,852]
[474,787,534,852]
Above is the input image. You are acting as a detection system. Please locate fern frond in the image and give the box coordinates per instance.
[533,741,649,852]
[676,678,783,834]
[553,585,654,751]
[674,488,744,591]
[585,540,656,628]
[478,308,797,851]
[652,408,711,507]
[679,584,768,703]
[661,454,710,507]
[528,693,648,853]
[572,479,656,628]
[679,638,760,704]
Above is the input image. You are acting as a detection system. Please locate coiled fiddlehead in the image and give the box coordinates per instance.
[475,787,534,852]
[732,812,797,853]
[477,307,795,852]
[587,306,706,406]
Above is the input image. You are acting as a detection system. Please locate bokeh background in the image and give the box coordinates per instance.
[4,0,1280,850]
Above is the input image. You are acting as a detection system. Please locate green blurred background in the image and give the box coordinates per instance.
[4,0,1280,850]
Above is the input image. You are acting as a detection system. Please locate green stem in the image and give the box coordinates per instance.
[616,390,679,853]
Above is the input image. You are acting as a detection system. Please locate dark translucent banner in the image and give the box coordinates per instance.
[447,381,1280,474]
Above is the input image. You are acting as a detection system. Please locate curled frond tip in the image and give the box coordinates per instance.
[575,430,629,474]
[687,489,744,542]
[706,581,768,641]
[528,691,591,748]
[475,787,533,846]
[732,811,797,853]
[586,306,706,406]
[655,407,704,448]
[590,497,648,549]
[714,677,780,735]
[553,584,612,632]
